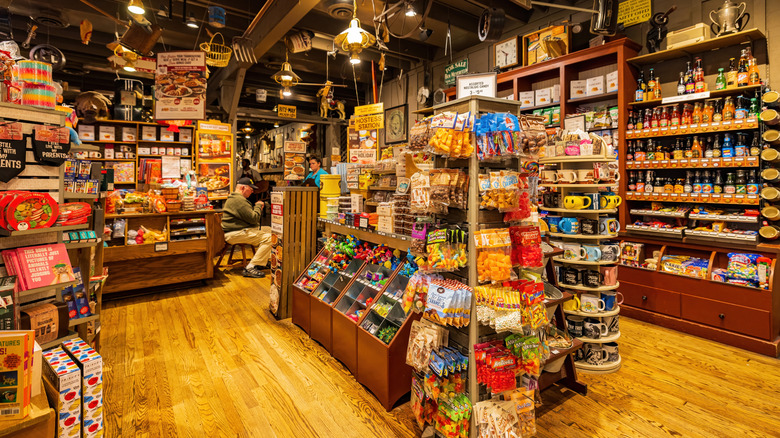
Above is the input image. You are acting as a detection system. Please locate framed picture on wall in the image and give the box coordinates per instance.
[384,104,407,144]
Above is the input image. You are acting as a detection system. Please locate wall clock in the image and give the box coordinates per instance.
[384,104,407,144]
[494,36,519,70]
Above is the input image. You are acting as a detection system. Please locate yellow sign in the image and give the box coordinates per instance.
[354,102,383,116]
[278,104,297,119]
[617,0,652,28]
[355,113,384,131]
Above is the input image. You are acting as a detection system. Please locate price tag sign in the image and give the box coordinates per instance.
[690,159,700,165]
[711,122,720,128]
[660,127,668,132]
[747,157,758,165]
[661,160,669,166]
[670,126,678,131]
[670,193,679,199]
[722,120,732,126]
[679,159,689,167]
[155,242,169,252]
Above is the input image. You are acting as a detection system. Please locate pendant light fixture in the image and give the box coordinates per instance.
[127,0,145,14]
[334,0,376,65]
[272,50,301,96]
[241,121,255,135]
[186,13,199,28]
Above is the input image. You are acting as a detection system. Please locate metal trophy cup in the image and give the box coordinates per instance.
[709,0,749,36]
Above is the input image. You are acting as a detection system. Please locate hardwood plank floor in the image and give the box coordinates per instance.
[101,270,780,437]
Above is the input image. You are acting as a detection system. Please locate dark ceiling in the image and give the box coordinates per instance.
[0,0,566,117]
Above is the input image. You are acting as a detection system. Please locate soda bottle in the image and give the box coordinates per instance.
[724,172,736,194]
[748,47,760,85]
[747,170,759,194]
[715,68,727,90]
[636,171,645,192]
[683,171,693,193]
[722,133,735,157]
[660,106,670,127]
[703,101,714,123]
[737,49,749,87]
[735,132,747,157]
[671,104,681,126]
[713,170,723,194]
[677,71,686,95]
[694,57,706,92]
[727,58,737,89]
[750,133,760,156]
[712,135,722,158]
[673,138,684,159]
[685,61,695,94]
[691,136,703,158]
[702,170,713,194]
[636,70,646,101]
[735,169,747,194]
[722,96,735,121]
[735,96,748,120]
[704,136,714,158]
[692,102,702,124]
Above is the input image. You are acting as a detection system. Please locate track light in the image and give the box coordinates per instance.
[186,14,198,28]
[128,0,145,15]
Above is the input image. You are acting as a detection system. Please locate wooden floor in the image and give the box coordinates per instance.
[101,270,780,438]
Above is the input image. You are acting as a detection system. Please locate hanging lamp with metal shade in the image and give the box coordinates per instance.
[271,50,301,94]
[333,0,375,65]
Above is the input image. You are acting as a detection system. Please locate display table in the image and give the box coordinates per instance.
[103,210,220,294]
[0,394,55,438]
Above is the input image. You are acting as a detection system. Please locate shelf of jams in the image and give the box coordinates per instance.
[626,132,760,164]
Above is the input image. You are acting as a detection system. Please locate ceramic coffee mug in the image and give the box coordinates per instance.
[599,218,620,235]
[584,318,609,339]
[580,293,606,312]
[580,218,598,235]
[547,215,563,233]
[600,242,621,262]
[543,192,561,208]
[602,266,618,286]
[582,270,604,288]
[557,170,578,183]
[603,342,619,362]
[559,217,580,234]
[541,170,559,183]
[561,267,582,286]
[563,195,592,210]
[576,169,596,183]
[566,315,585,337]
[603,315,620,334]
[562,243,583,260]
[562,294,581,312]
[574,347,586,362]
[599,194,623,209]
[584,193,601,211]
[586,344,609,365]
[601,291,624,311]
[581,244,601,261]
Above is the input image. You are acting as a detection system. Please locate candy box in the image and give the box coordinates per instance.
[0,330,34,420]
[62,337,103,437]
[42,346,81,437]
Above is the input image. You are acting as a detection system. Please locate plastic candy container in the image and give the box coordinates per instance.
[509,225,543,268]
[474,229,513,283]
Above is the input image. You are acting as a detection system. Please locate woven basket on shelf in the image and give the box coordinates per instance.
[161,188,179,200]
[166,200,182,213]
[199,32,232,67]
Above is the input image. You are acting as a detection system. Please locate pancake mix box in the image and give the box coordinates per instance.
[42,346,81,437]
[62,338,103,437]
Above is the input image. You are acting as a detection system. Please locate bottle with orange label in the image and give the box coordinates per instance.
[722,96,735,121]
[692,102,702,124]
[737,49,749,87]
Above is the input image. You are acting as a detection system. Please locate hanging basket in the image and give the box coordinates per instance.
[199,32,232,67]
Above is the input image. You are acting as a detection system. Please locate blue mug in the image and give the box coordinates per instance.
[547,215,562,233]
[559,217,580,234]
[602,291,624,311]
[584,192,601,210]
[581,244,602,261]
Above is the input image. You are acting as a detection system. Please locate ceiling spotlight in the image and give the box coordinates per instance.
[282,87,292,97]
[405,3,416,17]
[128,0,145,15]
[274,122,279,128]
[349,52,361,64]
[419,27,432,42]
[186,14,198,28]
[241,121,255,134]
[245,134,251,139]
[123,59,137,72]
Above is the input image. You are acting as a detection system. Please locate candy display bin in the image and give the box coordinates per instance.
[309,259,364,352]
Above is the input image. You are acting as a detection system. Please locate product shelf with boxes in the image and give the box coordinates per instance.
[617,237,779,356]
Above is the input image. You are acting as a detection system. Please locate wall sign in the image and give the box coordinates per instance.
[154,51,207,121]
[278,104,297,119]
[445,59,468,85]
[0,123,25,182]
[354,102,384,131]
[617,0,652,28]
[456,72,497,99]
[283,141,306,180]
[32,126,70,166]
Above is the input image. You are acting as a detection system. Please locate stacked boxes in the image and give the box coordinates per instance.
[42,347,81,438]
[62,338,104,437]
[376,202,394,233]
[392,194,413,236]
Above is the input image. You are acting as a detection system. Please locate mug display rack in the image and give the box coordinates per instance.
[543,153,623,374]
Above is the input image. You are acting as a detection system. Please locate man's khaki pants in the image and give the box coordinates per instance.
[224,226,272,267]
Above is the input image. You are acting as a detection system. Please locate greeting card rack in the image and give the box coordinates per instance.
[0,104,106,350]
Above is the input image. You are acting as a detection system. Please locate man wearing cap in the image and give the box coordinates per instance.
[221,177,272,278]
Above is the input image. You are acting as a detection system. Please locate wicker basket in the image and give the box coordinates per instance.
[166,200,182,213]
[199,32,232,67]
[161,188,179,200]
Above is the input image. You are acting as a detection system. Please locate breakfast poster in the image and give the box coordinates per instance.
[283,141,306,181]
[154,51,207,120]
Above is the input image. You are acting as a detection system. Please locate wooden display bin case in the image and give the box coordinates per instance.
[291,248,333,334]
[356,273,420,410]
[102,211,216,294]
[331,262,397,375]
[618,238,780,355]
[309,260,363,352]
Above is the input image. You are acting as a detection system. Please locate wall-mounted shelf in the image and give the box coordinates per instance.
[627,28,765,65]
[567,91,618,105]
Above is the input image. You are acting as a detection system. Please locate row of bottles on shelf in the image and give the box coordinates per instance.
[635,48,760,101]
[627,169,759,195]
[628,95,760,129]
[626,132,760,161]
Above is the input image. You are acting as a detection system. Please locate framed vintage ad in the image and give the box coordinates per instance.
[384,104,407,144]
[494,36,519,70]
[522,25,570,66]
[456,72,497,99]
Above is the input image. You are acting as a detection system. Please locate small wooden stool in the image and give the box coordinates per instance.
[215,243,257,269]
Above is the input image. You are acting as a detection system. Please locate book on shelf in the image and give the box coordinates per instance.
[0,276,17,330]
[0,330,35,419]
[2,243,75,291]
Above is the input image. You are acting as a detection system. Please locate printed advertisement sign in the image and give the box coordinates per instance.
[155,51,207,120]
